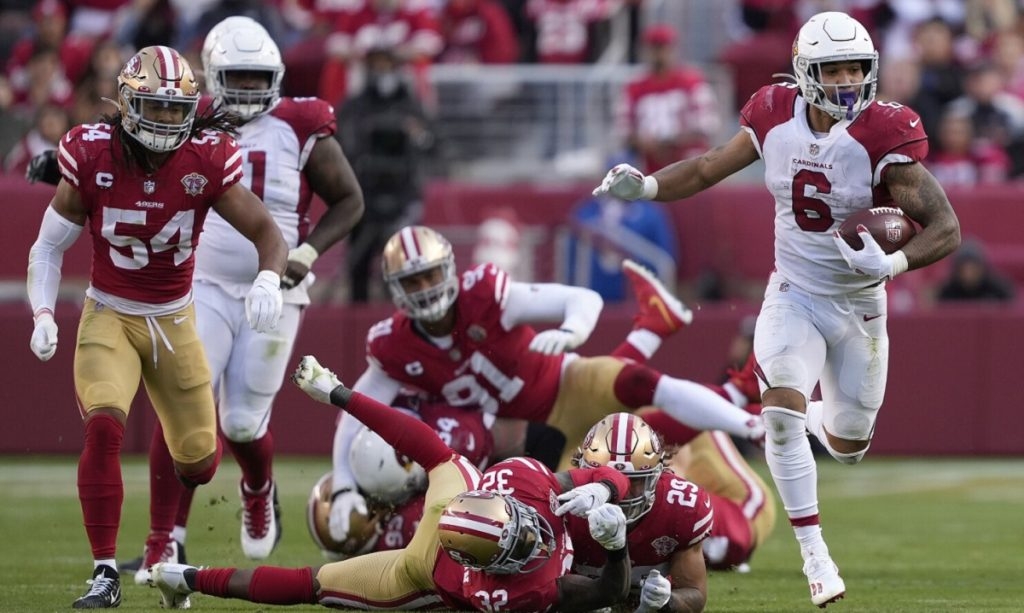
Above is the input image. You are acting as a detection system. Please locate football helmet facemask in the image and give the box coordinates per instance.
[306,472,382,559]
[117,45,200,152]
[382,226,459,323]
[438,490,555,574]
[573,412,664,525]
[349,425,427,506]
[792,11,878,121]
[201,16,284,120]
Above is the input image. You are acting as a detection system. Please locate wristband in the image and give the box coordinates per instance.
[890,250,909,278]
[34,308,54,322]
[599,479,619,503]
[641,175,659,200]
[329,385,353,408]
[289,242,319,268]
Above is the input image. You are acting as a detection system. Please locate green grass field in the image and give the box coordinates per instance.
[2,455,1023,612]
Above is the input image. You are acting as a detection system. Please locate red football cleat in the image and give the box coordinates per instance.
[623,259,692,337]
[727,352,763,406]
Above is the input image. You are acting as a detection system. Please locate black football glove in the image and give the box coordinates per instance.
[25,150,61,186]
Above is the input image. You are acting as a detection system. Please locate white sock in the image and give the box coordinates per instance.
[654,376,758,437]
[94,559,116,571]
[171,526,186,544]
[762,406,820,524]
[626,329,662,359]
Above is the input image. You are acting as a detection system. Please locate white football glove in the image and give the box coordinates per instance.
[555,482,612,517]
[291,355,343,404]
[30,311,58,361]
[245,270,284,333]
[528,328,584,355]
[833,226,908,282]
[592,163,658,201]
[636,569,672,613]
[587,503,627,550]
[328,488,369,543]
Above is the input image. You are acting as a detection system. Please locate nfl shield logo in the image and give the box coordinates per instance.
[181,172,208,196]
[885,220,902,244]
[143,180,155,194]
[809,143,820,157]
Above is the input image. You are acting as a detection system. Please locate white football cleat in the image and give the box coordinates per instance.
[149,562,195,609]
[803,554,846,608]
[240,480,282,559]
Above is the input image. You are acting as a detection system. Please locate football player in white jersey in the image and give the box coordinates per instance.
[116,16,364,579]
[595,11,960,608]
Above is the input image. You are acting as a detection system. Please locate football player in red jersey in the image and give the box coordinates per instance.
[150,355,634,612]
[595,11,961,607]
[108,16,365,580]
[326,225,765,546]
[26,45,288,609]
[567,412,713,613]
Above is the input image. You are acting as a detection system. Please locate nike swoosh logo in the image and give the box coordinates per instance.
[863,314,883,321]
[910,119,920,128]
[648,296,677,330]
[173,316,189,325]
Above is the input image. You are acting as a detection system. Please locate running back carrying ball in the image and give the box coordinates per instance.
[838,207,917,253]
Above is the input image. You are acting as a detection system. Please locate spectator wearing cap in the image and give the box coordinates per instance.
[615,23,721,174]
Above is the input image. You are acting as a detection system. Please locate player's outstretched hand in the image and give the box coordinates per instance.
[528,328,584,355]
[555,482,611,517]
[587,503,627,550]
[291,355,344,404]
[636,569,672,612]
[593,163,656,201]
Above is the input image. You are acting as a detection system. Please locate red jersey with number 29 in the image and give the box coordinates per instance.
[739,84,928,295]
[366,264,564,421]
[56,123,243,304]
[567,471,713,586]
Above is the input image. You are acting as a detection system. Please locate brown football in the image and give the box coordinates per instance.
[838,207,917,253]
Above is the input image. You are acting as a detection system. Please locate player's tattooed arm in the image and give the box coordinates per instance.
[883,162,961,270]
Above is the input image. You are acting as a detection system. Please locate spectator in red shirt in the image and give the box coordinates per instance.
[5,0,93,109]
[617,24,721,174]
[439,0,519,64]
[4,102,68,175]
[525,0,617,64]
[319,0,443,105]
[926,108,1010,186]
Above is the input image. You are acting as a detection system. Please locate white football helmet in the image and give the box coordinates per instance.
[306,472,381,559]
[573,412,664,525]
[792,11,878,121]
[382,226,459,323]
[201,16,283,119]
[117,45,200,152]
[350,425,427,505]
[438,490,556,574]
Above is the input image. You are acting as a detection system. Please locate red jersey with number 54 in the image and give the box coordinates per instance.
[739,84,928,295]
[567,471,713,586]
[57,123,242,304]
[366,264,564,421]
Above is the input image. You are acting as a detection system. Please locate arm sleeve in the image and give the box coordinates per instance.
[566,465,630,502]
[331,363,405,492]
[27,205,84,316]
[500,281,604,338]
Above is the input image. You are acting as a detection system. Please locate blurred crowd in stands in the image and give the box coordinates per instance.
[2,0,1022,306]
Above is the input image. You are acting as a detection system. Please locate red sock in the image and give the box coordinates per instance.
[195,568,236,597]
[610,342,646,364]
[640,409,700,447]
[148,422,185,535]
[248,567,317,604]
[612,362,661,407]
[78,413,124,560]
[176,486,195,528]
[227,430,274,491]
